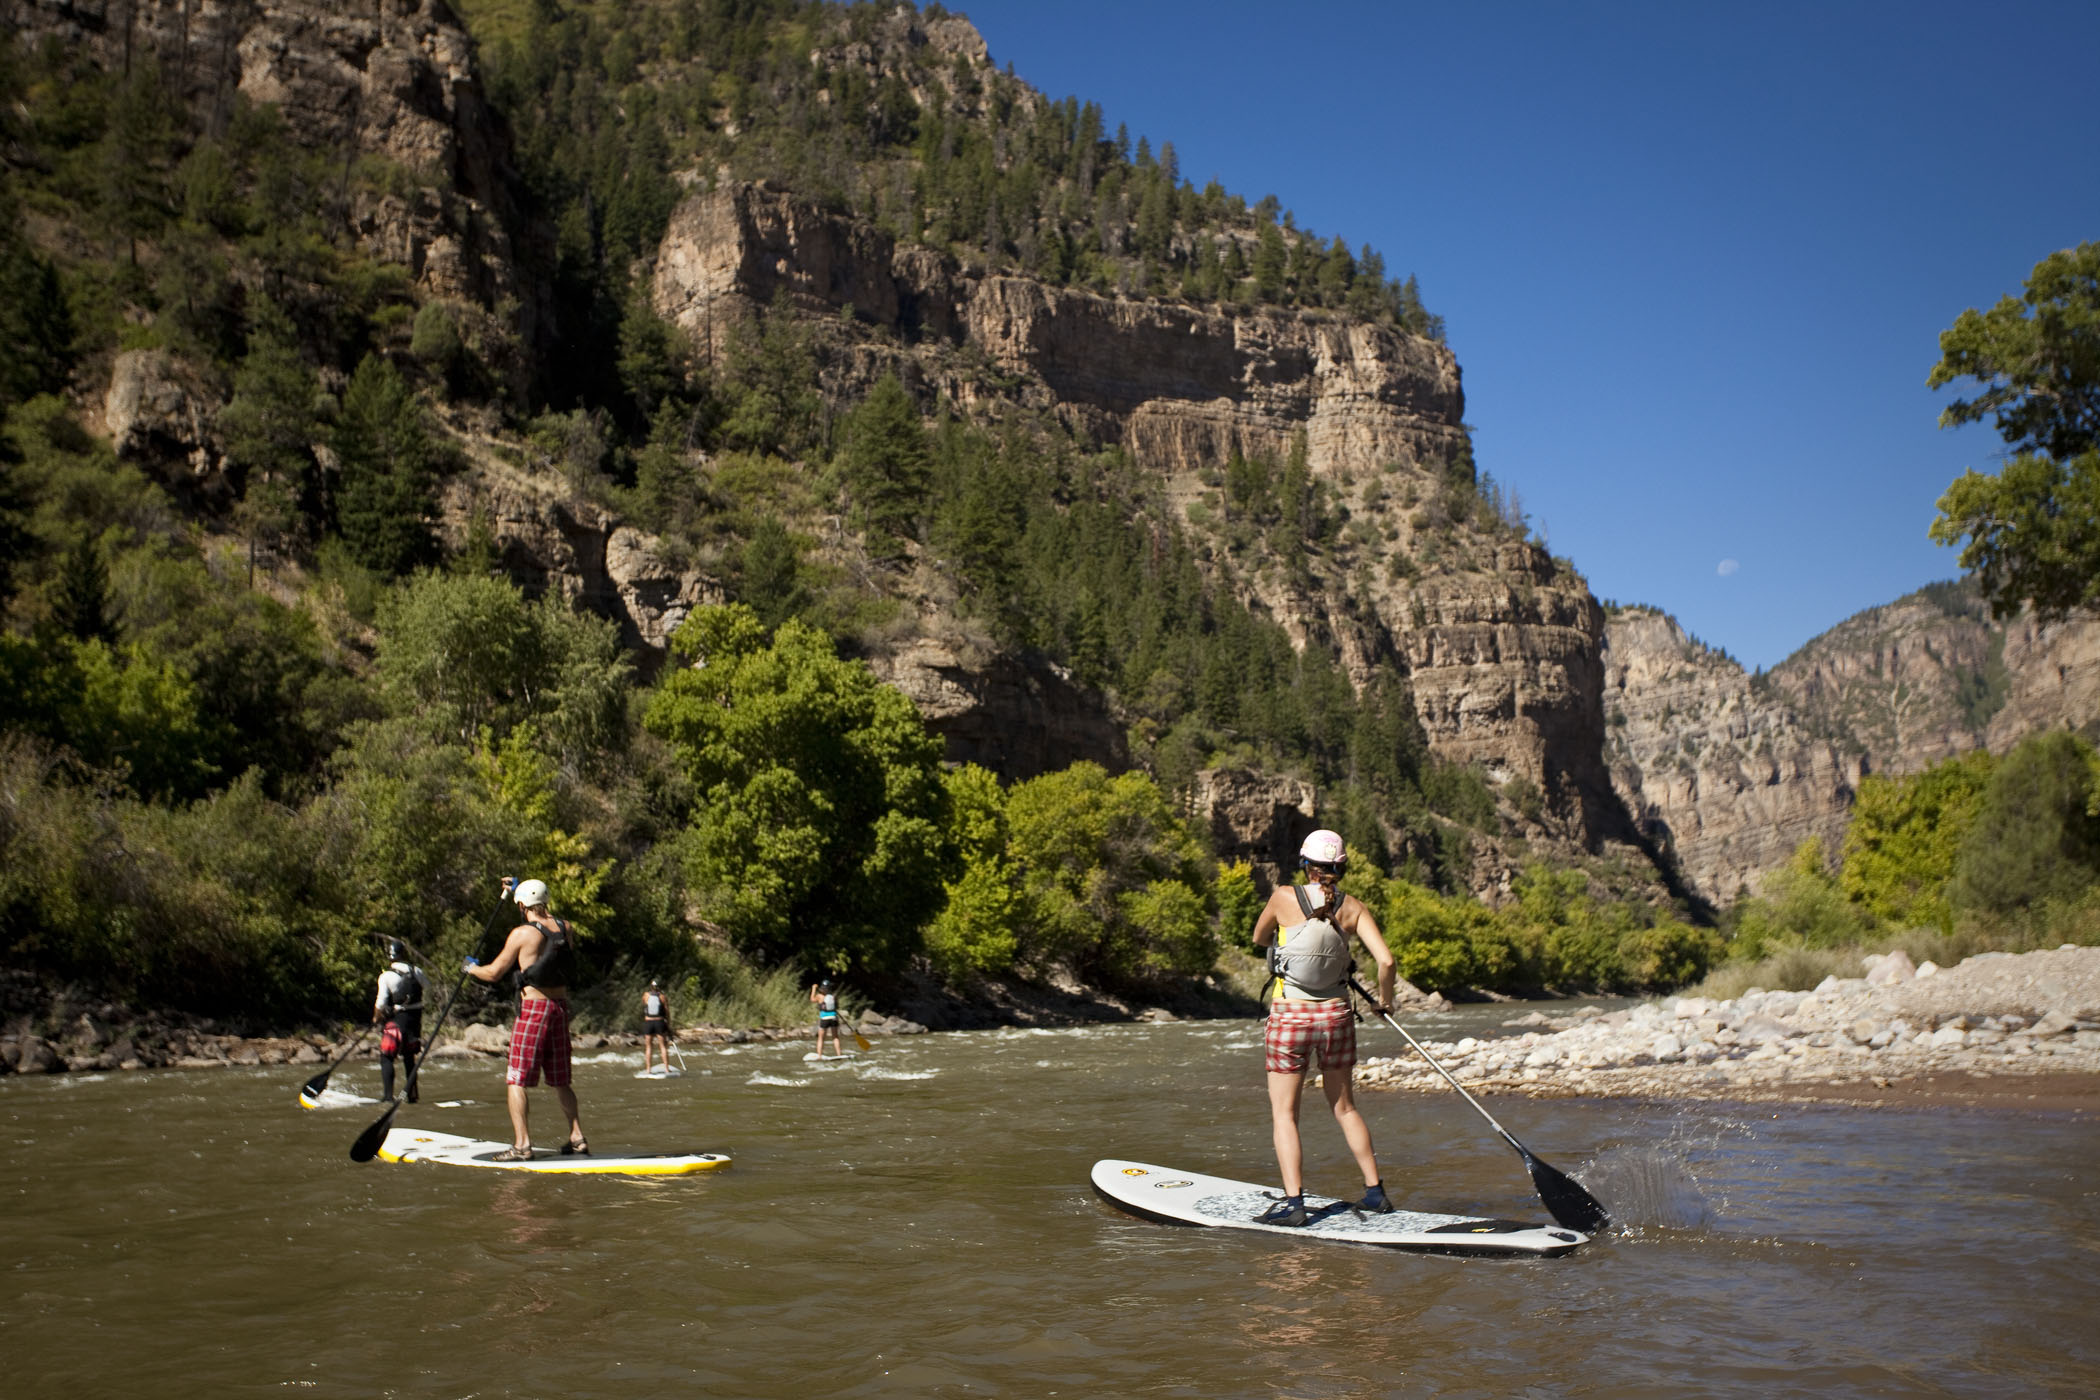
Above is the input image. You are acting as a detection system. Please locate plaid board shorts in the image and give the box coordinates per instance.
[1264,999,1356,1076]
[378,1023,420,1059]
[506,996,573,1088]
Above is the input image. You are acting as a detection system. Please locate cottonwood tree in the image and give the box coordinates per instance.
[1929,242,2100,620]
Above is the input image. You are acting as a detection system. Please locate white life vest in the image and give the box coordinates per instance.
[1270,884,1352,1001]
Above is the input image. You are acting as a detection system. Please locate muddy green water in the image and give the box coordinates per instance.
[5,1011,2098,1398]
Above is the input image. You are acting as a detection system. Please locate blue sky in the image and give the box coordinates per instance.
[951,0,2100,669]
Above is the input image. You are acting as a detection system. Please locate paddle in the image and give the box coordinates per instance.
[1346,975,1610,1233]
[845,1020,872,1054]
[350,892,516,1163]
[299,1024,375,1104]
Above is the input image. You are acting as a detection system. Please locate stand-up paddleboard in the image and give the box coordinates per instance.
[633,1067,684,1079]
[377,1128,730,1175]
[300,1089,475,1111]
[802,1052,855,1062]
[1091,1160,1588,1257]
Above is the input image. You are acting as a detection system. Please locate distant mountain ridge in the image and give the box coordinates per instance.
[1606,581,2100,902]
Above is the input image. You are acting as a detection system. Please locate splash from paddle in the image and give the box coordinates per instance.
[298,1025,374,1105]
[1347,976,1610,1233]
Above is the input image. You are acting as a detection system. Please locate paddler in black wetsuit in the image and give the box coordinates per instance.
[465,877,589,1160]
[372,940,431,1103]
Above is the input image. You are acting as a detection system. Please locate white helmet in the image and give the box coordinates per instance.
[1298,830,1347,869]
[513,878,550,909]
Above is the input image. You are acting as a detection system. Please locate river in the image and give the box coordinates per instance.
[4,1007,2097,1398]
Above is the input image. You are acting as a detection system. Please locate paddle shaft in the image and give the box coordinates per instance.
[1346,976,1533,1159]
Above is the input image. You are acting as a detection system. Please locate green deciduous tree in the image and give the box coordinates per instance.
[643,604,948,972]
[1839,750,1995,929]
[1929,243,2100,620]
[1949,730,2100,919]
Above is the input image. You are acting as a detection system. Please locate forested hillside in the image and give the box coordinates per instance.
[1,0,1720,1031]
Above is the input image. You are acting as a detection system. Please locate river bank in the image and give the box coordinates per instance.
[1356,944,2100,1110]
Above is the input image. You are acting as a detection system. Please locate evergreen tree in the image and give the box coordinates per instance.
[837,373,929,554]
[333,355,440,578]
[52,534,117,644]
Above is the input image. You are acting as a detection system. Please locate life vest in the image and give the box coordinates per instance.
[1269,885,1352,1001]
[379,964,425,1039]
[520,917,576,992]
[644,991,666,1019]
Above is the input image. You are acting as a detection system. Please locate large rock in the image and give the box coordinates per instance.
[1190,768,1316,878]
[456,1022,510,1054]
[103,350,223,490]
[868,641,1127,779]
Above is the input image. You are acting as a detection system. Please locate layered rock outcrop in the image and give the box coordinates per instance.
[1189,768,1317,885]
[7,0,531,317]
[867,641,1128,781]
[1603,608,1861,900]
[652,182,1634,855]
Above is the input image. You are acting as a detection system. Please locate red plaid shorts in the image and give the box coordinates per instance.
[378,1023,420,1059]
[506,996,572,1088]
[1264,999,1356,1075]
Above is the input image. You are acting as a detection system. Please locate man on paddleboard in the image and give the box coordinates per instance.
[641,980,673,1075]
[465,877,589,1160]
[372,941,430,1104]
[1250,830,1398,1226]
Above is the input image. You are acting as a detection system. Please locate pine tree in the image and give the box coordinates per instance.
[333,355,439,578]
[838,374,929,554]
[53,534,117,644]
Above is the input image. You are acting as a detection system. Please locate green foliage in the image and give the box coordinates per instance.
[836,373,929,552]
[333,355,442,578]
[1002,762,1218,983]
[1840,750,1995,929]
[1730,837,1876,960]
[1214,859,1263,951]
[1929,243,2100,621]
[1949,730,2100,918]
[644,604,947,972]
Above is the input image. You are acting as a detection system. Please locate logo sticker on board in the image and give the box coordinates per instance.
[1154,1180,1194,1189]
[1122,1168,1150,1176]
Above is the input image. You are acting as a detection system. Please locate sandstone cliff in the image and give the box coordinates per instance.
[651,180,1635,858]
[1607,587,2100,903]
[1603,607,1862,900]
[8,0,532,322]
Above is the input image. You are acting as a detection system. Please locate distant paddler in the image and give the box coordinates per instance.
[641,980,674,1075]
[810,977,844,1058]
[372,940,431,1104]
[1249,829,1398,1226]
[464,877,589,1160]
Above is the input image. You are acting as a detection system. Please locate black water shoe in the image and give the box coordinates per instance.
[1357,1182,1395,1215]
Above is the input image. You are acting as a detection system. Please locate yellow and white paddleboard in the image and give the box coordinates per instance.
[377,1128,730,1176]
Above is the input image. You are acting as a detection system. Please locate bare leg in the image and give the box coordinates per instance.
[555,1085,584,1147]
[1267,1070,1309,1196]
[506,1083,531,1150]
[1323,1069,1382,1187]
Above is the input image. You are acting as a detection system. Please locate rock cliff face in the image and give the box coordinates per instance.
[1603,608,1862,900]
[653,181,1633,855]
[8,0,533,330]
[1607,587,2100,903]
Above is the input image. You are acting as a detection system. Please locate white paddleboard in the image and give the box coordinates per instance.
[300,1089,474,1111]
[1090,1160,1588,1257]
[633,1067,684,1079]
[377,1128,730,1176]
[802,1052,855,1062]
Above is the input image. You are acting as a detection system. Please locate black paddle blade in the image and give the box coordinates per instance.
[1523,1148,1611,1232]
[349,1101,401,1163]
[300,1069,332,1100]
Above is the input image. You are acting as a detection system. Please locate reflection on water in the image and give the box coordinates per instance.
[3,1012,2098,1398]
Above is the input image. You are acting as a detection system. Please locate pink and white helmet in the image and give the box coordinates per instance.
[1298,829,1347,869]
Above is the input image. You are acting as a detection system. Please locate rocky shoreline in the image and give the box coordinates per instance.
[1357,945,2100,1106]
[0,1001,930,1078]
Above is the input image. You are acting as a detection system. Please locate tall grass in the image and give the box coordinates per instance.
[570,946,818,1033]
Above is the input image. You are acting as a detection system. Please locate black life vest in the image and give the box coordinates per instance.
[520,917,576,992]
[380,966,424,1039]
